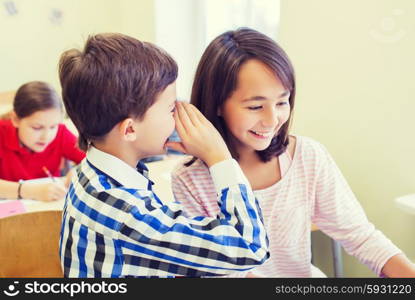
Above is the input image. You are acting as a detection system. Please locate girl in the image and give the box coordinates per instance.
[169,28,415,277]
[0,81,85,202]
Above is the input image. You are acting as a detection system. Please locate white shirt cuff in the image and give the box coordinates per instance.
[209,159,249,194]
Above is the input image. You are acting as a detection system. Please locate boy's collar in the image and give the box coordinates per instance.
[86,146,152,190]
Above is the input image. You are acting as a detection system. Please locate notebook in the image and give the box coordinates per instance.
[0,200,26,218]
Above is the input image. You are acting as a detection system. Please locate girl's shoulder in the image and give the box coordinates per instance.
[0,119,14,140]
[291,135,331,161]
[0,118,12,128]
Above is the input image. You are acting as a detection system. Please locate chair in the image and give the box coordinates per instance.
[0,210,63,277]
[311,224,344,277]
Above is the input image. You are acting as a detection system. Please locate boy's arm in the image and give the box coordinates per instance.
[171,164,256,278]
[116,158,269,276]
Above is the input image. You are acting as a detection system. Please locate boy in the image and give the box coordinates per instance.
[58,33,269,277]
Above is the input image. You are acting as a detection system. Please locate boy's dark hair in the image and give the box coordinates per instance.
[59,33,178,151]
[189,27,295,164]
[13,81,62,119]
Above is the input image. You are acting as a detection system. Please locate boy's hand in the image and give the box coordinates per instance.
[166,102,232,167]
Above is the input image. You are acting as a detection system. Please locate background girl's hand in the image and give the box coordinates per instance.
[22,181,67,202]
[165,102,232,167]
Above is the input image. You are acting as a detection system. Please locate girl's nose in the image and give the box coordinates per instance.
[261,107,280,128]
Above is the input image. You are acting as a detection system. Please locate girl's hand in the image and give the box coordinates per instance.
[165,102,232,167]
[22,181,67,202]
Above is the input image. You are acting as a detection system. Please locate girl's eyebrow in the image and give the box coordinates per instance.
[242,96,267,102]
[242,91,290,102]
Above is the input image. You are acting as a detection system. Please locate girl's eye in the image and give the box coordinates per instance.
[32,127,42,131]
[277,101,289,106]
[248,106,262,110]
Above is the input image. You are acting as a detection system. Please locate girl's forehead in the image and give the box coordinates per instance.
[237,60,284,89]
[20,108,62,123]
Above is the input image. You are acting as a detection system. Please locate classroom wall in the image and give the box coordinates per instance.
[278,0,415,276]
[0,0,155,92]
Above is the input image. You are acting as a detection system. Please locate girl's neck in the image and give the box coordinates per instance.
[236,145,280,191]
[236,146,265,168]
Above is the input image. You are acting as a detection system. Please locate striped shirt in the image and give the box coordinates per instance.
[172,136,402,277]
[59,146,269,277]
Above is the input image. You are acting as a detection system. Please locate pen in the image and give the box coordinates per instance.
[42,166,56,182]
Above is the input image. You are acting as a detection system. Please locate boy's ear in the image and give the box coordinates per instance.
[10,111,20,127]
[119,118,137,142]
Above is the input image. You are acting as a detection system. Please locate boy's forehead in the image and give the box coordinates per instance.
[151,82,177,105]
[159,82,177,100]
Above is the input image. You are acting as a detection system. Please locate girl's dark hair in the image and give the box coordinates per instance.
[187,27,295,165]
[59,33,178,151]
[13,81,62,118]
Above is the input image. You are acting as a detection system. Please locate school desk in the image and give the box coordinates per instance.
[0,210,63,277]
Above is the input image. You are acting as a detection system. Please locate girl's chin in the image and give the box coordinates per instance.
[30,145,47,152]
[244,142,272,152]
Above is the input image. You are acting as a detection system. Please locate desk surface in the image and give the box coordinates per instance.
[146,155,188,203]
[24,198,65,213]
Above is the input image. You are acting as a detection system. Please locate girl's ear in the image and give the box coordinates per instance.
[119,118,137,142]
[10,111,20,127]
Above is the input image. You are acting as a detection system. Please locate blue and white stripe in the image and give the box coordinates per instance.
[59,146,269,277]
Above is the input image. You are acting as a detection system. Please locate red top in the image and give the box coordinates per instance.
[0,119,86,181]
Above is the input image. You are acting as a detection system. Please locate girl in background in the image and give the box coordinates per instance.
[0,81,85,201]
[169,28,415,277]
